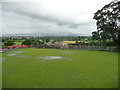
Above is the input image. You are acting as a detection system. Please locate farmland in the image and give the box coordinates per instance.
[2,48,118,88]
[62,41,76,45]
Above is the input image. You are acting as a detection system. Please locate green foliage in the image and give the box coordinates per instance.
[92,31,99,40]
[2,46,8,49]
[45,39,50,43]
[21,40,31,46]
[4,40,15,46]
[22,39,41,48]
[92,0,120,46]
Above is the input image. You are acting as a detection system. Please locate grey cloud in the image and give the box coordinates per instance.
[2,1,96,35]
[2,2,92,28]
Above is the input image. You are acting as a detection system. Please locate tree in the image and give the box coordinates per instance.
[92,0,120,49]
[31,40,41,48]
[21,40,31,46]
[4,40,15,46]
[21,39,42,48]
[92,31,99,40]
[45,39,50,43]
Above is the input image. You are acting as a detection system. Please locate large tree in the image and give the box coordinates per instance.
[92,0,120,49]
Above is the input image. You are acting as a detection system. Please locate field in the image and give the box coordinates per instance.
[61,41,91,45]
[2,48,118,88]
[62,41,76,45]
[0,53,2,89]
[14,42,22,45]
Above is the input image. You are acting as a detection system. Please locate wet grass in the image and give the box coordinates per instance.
[0,53,2,89]
[2,48,118,88]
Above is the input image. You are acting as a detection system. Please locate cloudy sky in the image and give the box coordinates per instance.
[1,0,114,35]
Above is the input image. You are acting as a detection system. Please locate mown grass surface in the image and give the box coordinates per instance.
[14,42,22,45]
[2,48,118,88]
[0,53,2,89]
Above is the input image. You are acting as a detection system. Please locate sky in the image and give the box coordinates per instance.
[1,0,114,36]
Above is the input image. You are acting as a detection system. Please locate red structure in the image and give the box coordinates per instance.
[7,45,28,49]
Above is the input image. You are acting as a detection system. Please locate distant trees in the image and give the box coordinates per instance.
[31,40,41,48]
[2,36,94,49]
[21,40,31,46]
[92,0,120,49]
[4,40,15,46]
[21,39,41,48]
[45,39,50,43]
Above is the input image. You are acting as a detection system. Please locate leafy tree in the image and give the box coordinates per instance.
[41,39,46,44]
[22,39,42,48]
[4,40,15,46]
[22,40,31,46]
[92,31,99,40]
[31,40,41,48]
[92,0,120,49]
[45,39,50,43]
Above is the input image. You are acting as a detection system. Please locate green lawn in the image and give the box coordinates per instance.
[2,48,118,88]
[0,53,2,89]
[14,42,22,45]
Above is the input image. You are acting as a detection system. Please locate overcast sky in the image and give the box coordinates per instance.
[1,0,114,35]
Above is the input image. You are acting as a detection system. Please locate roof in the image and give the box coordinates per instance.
[7,45,28,48]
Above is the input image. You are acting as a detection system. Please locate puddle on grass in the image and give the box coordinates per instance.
[12,51,24,53]
[36,56,63,62]
[36,56,74,62]
[7,54,16,56]
[63,51,71,53]
[6,51,24,56]
[37,56,63,59]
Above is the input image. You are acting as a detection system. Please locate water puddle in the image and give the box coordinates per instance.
[13,51,24,53]
[37,56,63,59]
[63,51,71,53]
[36,56,74,62]
[7,54,16,56]
[6,51,24,56]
